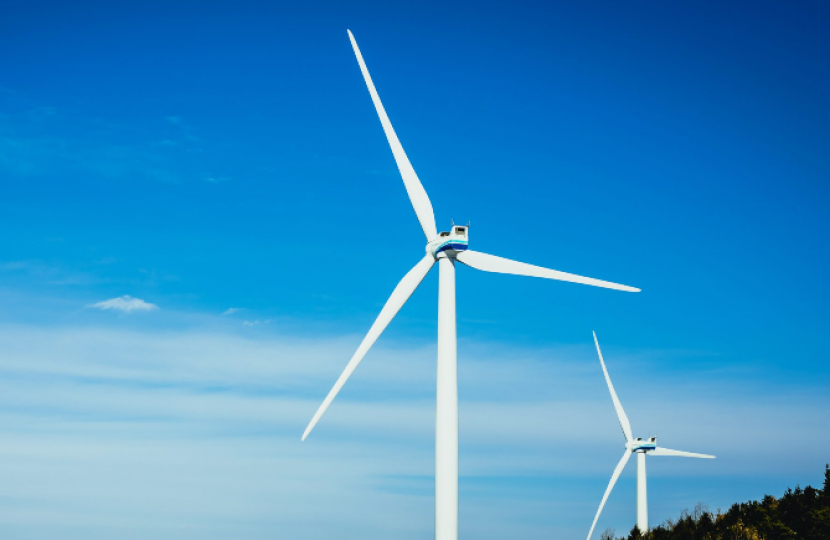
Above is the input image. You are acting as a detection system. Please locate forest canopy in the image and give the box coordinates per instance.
[601,464,830,540]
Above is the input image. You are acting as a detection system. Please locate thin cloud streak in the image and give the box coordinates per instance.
[0,322,827,539]
[88,295,158,313]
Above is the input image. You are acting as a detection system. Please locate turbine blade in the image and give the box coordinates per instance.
[454,250,640,292]
[650,447,715,459]
[594,332,633,443]
[347,30,438,241]
[587,450,632,540]
[302,254,435,441]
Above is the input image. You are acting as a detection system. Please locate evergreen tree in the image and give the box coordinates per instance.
[626,525,642,540]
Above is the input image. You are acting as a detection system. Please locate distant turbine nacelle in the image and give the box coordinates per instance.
[427,225,469,259]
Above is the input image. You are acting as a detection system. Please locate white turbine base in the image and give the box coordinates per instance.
[435,257,458,540]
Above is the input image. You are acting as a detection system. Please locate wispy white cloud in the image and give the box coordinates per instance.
[222,307,240,315]
[0,321,826,539]
[88,295,158,313]
[0,102,228,186]
[205,176,230,184]
[0,261,31,271]
[0,286,828,539]
[242,319,272,326]
[0,259,104,286]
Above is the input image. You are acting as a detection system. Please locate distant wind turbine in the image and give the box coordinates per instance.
[587,332,715,539]
[302,30,641,540]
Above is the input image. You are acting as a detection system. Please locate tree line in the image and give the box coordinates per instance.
[601,464,830,540]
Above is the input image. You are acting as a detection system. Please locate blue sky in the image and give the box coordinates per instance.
[1,1,829,538]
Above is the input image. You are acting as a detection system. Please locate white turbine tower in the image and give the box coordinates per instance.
[587,332,715,539]
[302,30,641,540]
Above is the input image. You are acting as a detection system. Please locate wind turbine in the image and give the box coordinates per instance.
[587,332,715,539]
[302,30,641,540]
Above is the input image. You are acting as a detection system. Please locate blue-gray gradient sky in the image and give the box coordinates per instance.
[2,1,829,538]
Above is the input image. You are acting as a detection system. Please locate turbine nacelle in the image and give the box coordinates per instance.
[427,225,469,259]
[628,436,658,453]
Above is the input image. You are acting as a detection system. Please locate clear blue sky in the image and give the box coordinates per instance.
[1,1,829,538]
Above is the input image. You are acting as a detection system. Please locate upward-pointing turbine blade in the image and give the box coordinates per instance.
[594,332,633,443]
[302,255,435,441]
[650,447,715,459]
[454,250,640,292]
[587,450,632,540]
[347,30,438,241]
